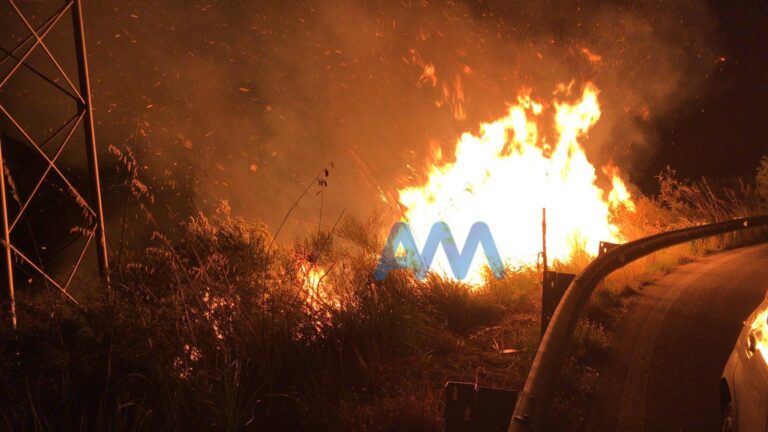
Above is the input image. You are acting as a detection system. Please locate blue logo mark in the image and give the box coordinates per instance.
[374,221,504,281]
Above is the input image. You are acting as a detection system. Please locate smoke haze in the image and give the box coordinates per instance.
[1,0,722,238]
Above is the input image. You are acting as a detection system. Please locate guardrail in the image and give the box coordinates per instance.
[508,214,768,432]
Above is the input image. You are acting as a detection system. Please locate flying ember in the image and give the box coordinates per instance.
[397,82,635,284]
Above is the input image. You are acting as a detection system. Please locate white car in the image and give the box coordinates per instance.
[721,296,768,432]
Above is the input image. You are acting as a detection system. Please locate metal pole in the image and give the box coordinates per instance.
[71,0,110,285]
[0,135,17,330]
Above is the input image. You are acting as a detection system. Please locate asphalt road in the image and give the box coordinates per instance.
[586,243,768,432]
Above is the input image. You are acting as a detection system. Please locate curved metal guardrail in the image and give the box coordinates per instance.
[508,214,768,432]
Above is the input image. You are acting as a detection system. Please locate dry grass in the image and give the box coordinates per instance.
[1,158,767,431]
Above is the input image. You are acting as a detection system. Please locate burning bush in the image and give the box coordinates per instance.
[4,76,768,430]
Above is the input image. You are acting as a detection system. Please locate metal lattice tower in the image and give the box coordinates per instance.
[0,0,109,330]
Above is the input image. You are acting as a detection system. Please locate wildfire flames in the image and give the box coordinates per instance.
[397,82,635,283]
[301,265,338,312]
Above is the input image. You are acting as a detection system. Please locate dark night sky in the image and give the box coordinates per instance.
[646,0,768,190]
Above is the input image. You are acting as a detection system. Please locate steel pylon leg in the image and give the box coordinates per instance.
[72,0,110,286]
[0,135,18,330]
[0,0,111,329]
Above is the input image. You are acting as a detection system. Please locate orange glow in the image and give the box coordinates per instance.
[409,49,467,120]
[580,47,603,64]
[605,165,636,211]
[750,308,768,362]
[420,63,437,87]
[397,82,634,283]
[301,264,339,311]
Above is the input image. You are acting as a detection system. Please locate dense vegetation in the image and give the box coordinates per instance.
[1,158,768,431]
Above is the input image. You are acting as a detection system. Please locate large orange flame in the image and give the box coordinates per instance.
[397,82,634,283]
